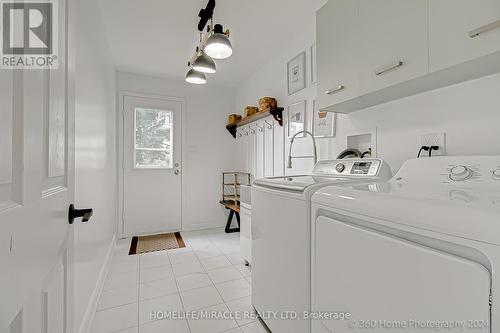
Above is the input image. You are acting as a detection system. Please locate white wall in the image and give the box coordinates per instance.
[235,21,326,176]
[116,71,241,231]
[74,0,117,331]
[235,19,500,176]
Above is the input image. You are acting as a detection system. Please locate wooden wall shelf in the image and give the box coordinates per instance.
[226,107,284,138]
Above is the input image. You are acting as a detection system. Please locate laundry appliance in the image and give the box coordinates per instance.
[251,158,392,333]
[311,156,500,333]
[240,184,252,265]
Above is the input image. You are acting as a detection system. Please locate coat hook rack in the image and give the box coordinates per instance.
[225,107,283,138]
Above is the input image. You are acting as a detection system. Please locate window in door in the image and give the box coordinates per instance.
[134,108,173,169]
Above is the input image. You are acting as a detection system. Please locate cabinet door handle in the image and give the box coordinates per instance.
[375,61,404,76]
[469,19,500,38]
[325,85,345,95]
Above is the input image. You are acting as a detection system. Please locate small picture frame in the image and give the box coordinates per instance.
[287,51,306,95]
[310,43,317,84]
[312,100,336,138]
[288,100,306,138]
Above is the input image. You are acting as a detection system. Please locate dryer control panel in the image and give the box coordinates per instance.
[444,162,500,185]
[394,156,500,187]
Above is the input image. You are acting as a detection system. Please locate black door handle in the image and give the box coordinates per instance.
[68,204,93,224]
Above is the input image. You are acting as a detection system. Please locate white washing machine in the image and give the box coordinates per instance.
[252,159,392,333]
[311,156,500,333]
[240,185,252,265]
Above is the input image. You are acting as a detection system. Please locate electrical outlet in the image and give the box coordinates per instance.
[420,133,446,156]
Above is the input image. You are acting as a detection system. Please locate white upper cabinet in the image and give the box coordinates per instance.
[316,0,360,111]
[316,0,500,113]
[358,0,429,94]
[430,0,500,72]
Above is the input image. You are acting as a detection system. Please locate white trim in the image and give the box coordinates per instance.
[117,91,186,239]
[77,234,116,333]
[182,221,227,232]
[66,0,77,331]
[129,226,183,237]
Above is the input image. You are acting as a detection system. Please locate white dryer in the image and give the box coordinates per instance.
[311,156,500,333]
[252,159,392,333]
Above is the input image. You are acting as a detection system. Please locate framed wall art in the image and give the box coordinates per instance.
[312,100,336,138]
[288,100,306,138]
[287,51,306,95]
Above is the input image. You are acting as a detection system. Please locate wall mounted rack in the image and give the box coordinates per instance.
[226,107,284,138]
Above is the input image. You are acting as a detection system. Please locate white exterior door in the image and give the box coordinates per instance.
[121,95,183,237]
[0,0,77,332]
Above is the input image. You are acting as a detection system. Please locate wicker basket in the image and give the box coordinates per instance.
[244,106,258,117]
[258,97,277,112]
[227,114,242,124]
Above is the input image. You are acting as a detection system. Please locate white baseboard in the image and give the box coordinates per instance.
[118,221,231,238]
[77,233,117,333]
[182,221,227,232]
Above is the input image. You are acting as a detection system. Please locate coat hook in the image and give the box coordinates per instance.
[255,123,264,132]
[236,128,242,137]
[249,125,256,134]
[265,119,273,129]
[242,128,249,136]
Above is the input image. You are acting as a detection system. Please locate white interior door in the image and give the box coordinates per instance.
[0,0,76,332]
[313,216,490,333]
[122,95,182,237]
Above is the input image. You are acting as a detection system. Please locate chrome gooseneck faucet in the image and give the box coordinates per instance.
[287,130,318,169]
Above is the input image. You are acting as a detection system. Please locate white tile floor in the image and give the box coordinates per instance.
[91,228,267,333]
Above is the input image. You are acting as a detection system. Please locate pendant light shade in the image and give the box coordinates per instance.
[205,32,232,59]
[185,68,207,84]
[192,51,217,73]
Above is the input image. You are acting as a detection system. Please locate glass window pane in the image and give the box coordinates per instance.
[134,108,173,169]
[135,149,171,168]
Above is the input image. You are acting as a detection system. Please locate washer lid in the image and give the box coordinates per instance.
[312,181,500,246]
[253,175,344,192]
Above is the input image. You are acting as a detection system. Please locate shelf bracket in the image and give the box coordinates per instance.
[226,124,237,138]
[270,107,284,126]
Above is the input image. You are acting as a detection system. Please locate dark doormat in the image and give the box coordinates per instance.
[129,232,185,255]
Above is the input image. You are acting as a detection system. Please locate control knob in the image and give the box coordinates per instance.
[492,169,500,180]
[449,165,473,181]
[335,163,346,173]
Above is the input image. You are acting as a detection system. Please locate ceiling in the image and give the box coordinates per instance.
[98,0,326,86]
